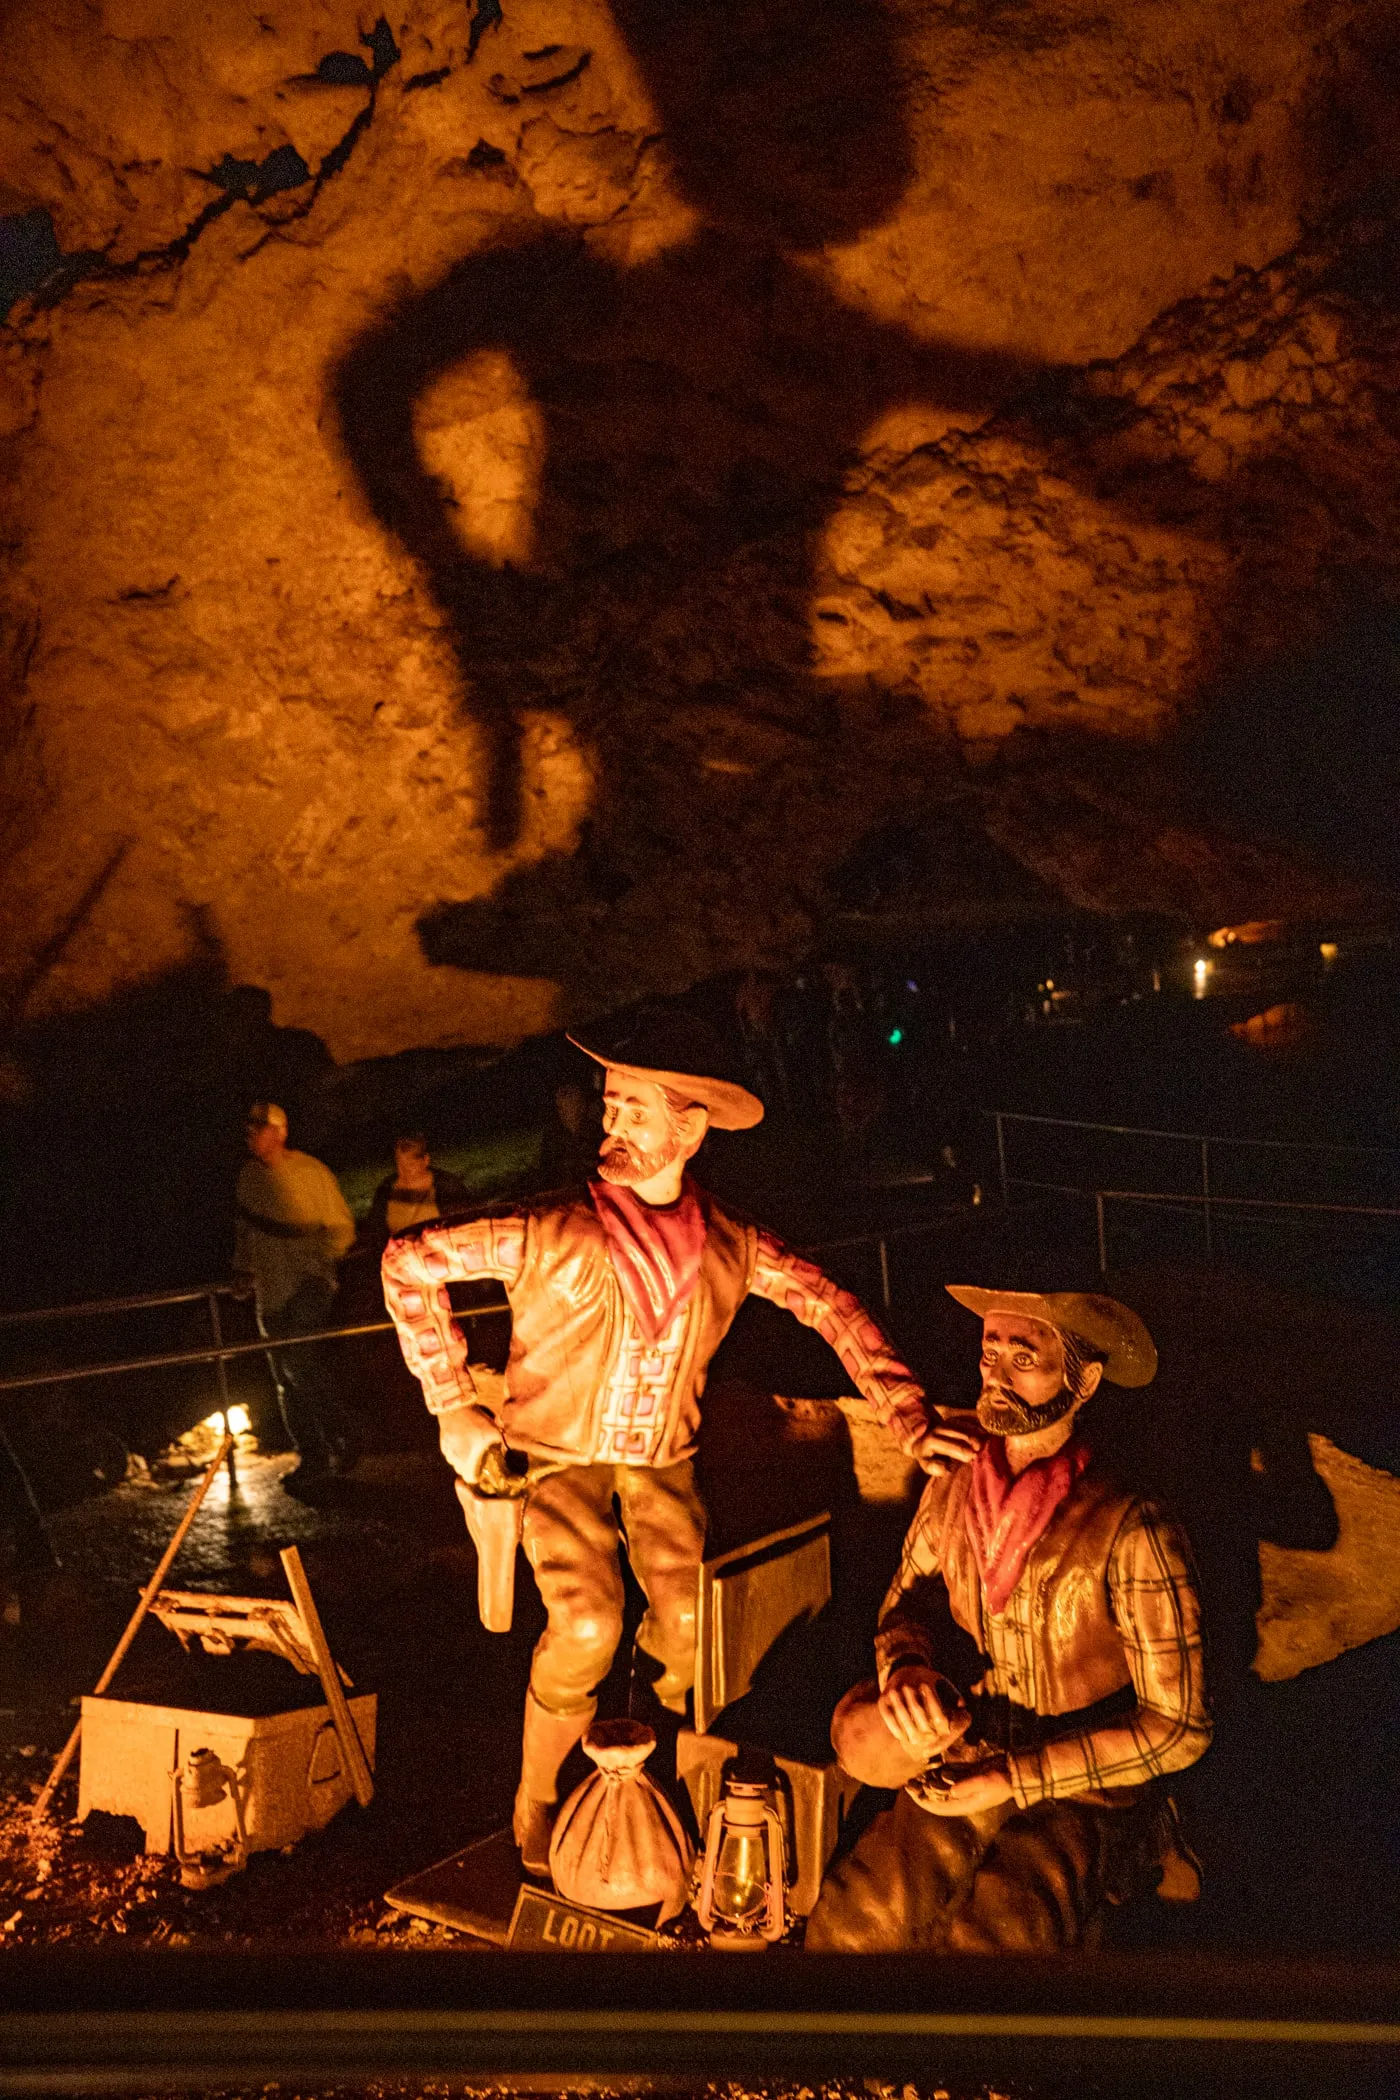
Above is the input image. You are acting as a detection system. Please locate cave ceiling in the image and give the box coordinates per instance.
[1,0,1398,1061]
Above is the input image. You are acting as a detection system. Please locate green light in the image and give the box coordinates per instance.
[888,1028,903,1046]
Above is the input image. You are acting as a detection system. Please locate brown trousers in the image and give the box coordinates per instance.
[521,1459,707,1715]
[807,1677,1157,1953]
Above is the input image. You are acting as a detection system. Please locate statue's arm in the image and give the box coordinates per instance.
[1007,1503,1213,1807]
[869,1487,973,1759]
[873,1487,947,1685]
[381,1215,527,1468]
[749,1230,976,1472]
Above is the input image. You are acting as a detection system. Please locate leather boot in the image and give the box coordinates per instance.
[513,1690,595,1875]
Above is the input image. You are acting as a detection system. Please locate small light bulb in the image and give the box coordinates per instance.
[201,1404,252,1436]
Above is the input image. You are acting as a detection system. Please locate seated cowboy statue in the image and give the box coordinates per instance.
[807,1285,1211,1953]
[382,1011,974,1869]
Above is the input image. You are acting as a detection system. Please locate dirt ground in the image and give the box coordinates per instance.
[0,1437,531,1951]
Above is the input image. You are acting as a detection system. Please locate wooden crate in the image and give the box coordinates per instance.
[77,1690,377,1855]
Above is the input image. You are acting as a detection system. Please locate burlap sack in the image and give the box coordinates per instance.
[548,1720,694,1922]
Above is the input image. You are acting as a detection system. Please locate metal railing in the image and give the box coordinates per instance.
[7,1114,1396,1416]
[0,1202,982,1423]
[0,1278,514,1516]
[989,1109,1400,1276]
[6,1946,1400,2095]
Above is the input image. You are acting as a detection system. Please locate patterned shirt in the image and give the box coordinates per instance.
[594,1300,690,1464]
[380,1208,931,1457]
[383,1213,525,1416]
[876,1489,1211,1809]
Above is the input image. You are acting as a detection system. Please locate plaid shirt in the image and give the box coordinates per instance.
[876,1486,1211,1809]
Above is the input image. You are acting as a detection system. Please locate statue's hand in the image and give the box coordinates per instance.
[878,1666,970,1762]
[437,1403,505,1487]
[906,1411,982,1475]
[915,1751,1014,1816]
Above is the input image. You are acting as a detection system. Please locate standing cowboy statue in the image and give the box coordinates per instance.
[382,1010,975,1868]
[807,1285,1212,1952]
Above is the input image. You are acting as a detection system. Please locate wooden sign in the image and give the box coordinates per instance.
[506,1883,660,1951]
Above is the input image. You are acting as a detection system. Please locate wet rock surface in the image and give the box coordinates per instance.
[2,0,1399,1058]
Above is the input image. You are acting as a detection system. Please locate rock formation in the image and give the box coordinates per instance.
[1255,1433,1400,1680]
[2,0,1398,1060]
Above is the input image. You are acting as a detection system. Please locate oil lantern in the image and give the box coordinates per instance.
[170,1744,248,1890]
[694,1760,787,1947]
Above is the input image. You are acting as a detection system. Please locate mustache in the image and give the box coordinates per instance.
[976,1381,1079,1437]
[597,1132,679,1184]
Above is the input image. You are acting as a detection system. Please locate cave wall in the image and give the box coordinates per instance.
[2,0,1398,1060]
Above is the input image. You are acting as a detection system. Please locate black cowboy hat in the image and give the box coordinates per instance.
[567,1010,764,1131]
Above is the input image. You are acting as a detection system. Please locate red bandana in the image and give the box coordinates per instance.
[964,1433,1092,1617]
[589,1176,708,1344]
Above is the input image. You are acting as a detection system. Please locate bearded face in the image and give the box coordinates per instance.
[976,1314,1087,1439]
[598,1072,704,1188]
[597,1124,688,1186]
[976,1376,1081,1438]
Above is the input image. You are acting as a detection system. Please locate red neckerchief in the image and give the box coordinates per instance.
[964,1431,1092,1617]
[589,1175,708,1345]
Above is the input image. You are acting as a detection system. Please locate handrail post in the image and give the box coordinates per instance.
[1095,1192,1108,1277]
[877,1237,892,1316]
[995,1113,1009,1209]
[1201,1140,1213,1261]
[208,1291,236,1484]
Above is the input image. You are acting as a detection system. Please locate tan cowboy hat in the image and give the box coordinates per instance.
[568,1010,764,1132]
[946,1286,1157,1387]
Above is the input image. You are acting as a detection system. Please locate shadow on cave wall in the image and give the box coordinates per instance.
[1092,1264,1400,1953]
[331,0,1400,1025]
[332,0,1044,1019]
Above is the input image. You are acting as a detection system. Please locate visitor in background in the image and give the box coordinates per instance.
[361,1134,471,1260]
[234,1102,359,1491]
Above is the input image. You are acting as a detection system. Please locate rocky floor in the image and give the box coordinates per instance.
[0,1439,530,1952]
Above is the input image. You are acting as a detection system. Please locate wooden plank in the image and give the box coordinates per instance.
[278,1546,374,1808]
[383,1829,528,1944]
[32,1433,234,1822]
